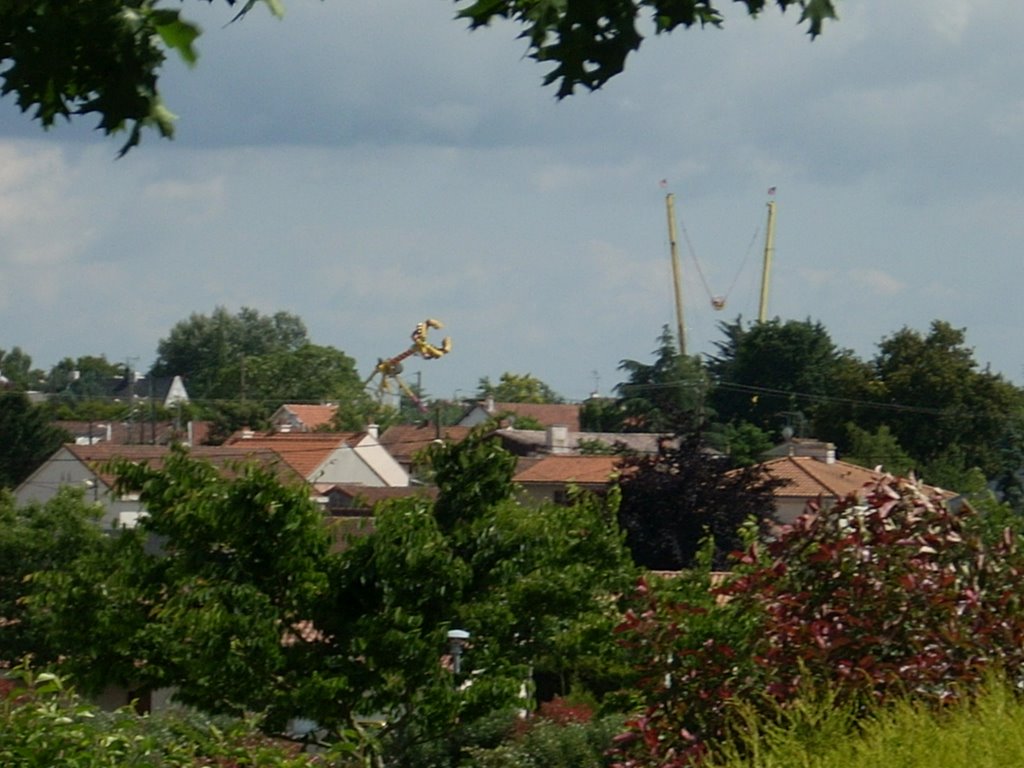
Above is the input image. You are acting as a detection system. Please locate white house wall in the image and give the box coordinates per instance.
[14,448,146,529]
[353,441,410,487]
[310,447,392,487]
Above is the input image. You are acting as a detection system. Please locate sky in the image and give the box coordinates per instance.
[2,0,1023,403]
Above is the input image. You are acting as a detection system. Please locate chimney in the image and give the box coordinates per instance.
[241,426,255,440]
[485,396,495,414]
[366,423,379,440]
[547,425,570,454]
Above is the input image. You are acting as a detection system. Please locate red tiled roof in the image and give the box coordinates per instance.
[378,424,473,463]
[486,402,581,431]
[64,443,305,488]
[758,456,953,500]
[278,404,338,430]
[513,455,620,485]
[223,432,362,479]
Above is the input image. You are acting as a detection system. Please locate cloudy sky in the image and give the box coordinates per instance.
[2,0,1023,402]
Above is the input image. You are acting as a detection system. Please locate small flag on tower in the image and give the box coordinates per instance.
[767,186,777,196]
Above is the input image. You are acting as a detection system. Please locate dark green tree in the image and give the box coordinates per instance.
[868,321,1023,480]
[708,316,853,438]
[151,307,309,400]
[39,355,133,420]
[993,413,1024,515]
[617,413,781,570]
[44,355,124,397]
[606,326,708,433]
[0,393,70,489]
[712,420,773,467]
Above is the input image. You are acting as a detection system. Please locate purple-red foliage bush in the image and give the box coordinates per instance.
[614,475,1024,767]
[536,696,595,726]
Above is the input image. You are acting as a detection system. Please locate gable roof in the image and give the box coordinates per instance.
[223,431,363,479]
[271,403,338,431]
[61,443,306,489]
[513,454,621,485]
[378,424,473,465]
[757,455,955,501]
[462,401,581,431]
[107,374,188,404]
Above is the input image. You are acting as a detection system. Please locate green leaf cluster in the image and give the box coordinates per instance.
[0,667,322,767]
[457,0,837,98]
[0,1,284,154]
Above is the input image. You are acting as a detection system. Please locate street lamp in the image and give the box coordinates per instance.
[447,629,470,676]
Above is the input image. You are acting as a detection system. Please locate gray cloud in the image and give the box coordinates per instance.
[2,0,1023,399]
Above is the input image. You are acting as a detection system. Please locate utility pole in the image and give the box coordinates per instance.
[125,356,139,444]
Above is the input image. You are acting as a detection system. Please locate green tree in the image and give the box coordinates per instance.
[0,1,281,155]
[33,446,331,725]
[712,420,773,467]
[44,355,124,397]
[993,413,1024,515]
[0,347,42,391]
[314,432,636,764]
[0,393,70,489]
[460,0,837,98]
[211,343,363,407]
[24,432,635,764]
[39,355,133,420]
[0,488,109,664]
[841,423,914,477]
[477,372,564,404]
[612,326,708,432]
[151,307,309,400]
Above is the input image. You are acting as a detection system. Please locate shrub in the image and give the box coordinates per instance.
[0,667,323,767]
[614,475,1024,767]
[466,712,625,768]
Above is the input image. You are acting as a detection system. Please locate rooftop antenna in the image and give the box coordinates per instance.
[758,187,778,323]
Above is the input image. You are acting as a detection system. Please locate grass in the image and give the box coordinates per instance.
[706,681,1024,768]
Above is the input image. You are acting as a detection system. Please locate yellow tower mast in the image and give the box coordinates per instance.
[665,192,686,356]
[757,194,777,324]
